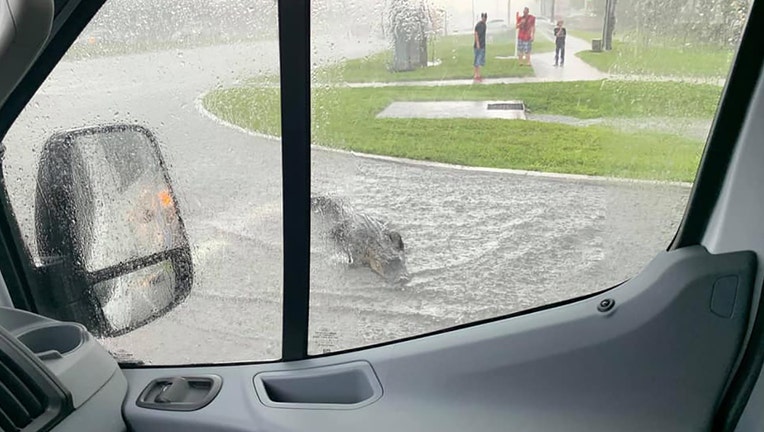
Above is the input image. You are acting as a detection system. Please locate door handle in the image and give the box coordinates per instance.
[137,375,223,411]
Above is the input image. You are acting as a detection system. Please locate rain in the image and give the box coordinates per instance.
[0,0,750,363]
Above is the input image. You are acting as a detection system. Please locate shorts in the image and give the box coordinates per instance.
[474,48,486,67]
[518,39,533,53]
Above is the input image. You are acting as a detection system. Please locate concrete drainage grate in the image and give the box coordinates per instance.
[486,102,525,111]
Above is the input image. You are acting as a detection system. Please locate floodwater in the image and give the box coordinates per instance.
[93,134,691,365]
[307,150,691,355]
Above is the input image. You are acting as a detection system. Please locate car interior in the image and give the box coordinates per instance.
[2,0,764,431]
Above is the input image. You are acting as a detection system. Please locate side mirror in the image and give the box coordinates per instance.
[32,124,193,337]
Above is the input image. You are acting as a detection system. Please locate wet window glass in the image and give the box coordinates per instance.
[306,0,746,353]
[2,0,284,364]
[0,0,755,363]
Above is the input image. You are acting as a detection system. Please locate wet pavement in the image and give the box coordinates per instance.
[377,101,527,119]
[308,152,691,355]
[529,21,607,81]
[1,33,699,364]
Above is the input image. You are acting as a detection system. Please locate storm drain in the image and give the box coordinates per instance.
[487,102,525,111]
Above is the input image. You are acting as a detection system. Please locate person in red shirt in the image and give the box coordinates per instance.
[515,7,536,66]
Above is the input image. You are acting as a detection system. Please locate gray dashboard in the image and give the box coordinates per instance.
[0,307,127,431]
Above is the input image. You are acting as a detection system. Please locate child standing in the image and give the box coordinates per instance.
[554,20,567,67]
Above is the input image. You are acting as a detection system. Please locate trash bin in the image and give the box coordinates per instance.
[592,39,603,52]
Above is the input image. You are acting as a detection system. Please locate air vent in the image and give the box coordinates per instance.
[0,358,45,431]
[0,326,72,432]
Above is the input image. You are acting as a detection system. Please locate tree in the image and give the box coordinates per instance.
[602,0,617,50]
[389,0,430,72]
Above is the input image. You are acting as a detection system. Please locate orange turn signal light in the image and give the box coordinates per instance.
[158,190,173,208]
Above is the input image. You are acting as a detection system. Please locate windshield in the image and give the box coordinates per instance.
[0,0,754,364]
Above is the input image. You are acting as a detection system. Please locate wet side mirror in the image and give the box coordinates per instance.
[32,124,192,337]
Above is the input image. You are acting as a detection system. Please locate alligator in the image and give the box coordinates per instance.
[310,195,409,284]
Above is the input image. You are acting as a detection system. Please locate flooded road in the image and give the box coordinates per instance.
[98,135,690,364]
[308,151,691,354]
[2,37,694,364]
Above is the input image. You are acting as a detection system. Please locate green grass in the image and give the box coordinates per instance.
[329,80,720,119]
[576,38,734,78]
[323,34,555,83]
[203,80,717,181]
[346,80,720,119]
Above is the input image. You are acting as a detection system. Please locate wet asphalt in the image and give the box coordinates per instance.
[1,34,696,364]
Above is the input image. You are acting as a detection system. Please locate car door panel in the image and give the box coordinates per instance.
[122,246,755,432]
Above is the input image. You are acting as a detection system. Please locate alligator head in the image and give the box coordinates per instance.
[361,228,409,284]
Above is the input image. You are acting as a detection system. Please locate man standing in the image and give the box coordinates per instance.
[515,7,535,66]
[473,12,487,81]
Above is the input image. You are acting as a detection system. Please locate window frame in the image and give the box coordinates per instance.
[278,0,311,361]
[0,0,760,367]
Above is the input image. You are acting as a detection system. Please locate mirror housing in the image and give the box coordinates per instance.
[31,124,193,337]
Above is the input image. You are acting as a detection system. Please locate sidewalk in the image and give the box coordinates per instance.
[343,25,725,89]
[528,21,607,81]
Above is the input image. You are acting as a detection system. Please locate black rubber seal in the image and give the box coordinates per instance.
[277,0,311,361]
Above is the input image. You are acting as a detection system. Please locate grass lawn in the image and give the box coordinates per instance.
[326,80,721,119]
[576,38,734,78]
[203,80,718,181]
[323,33,555,83]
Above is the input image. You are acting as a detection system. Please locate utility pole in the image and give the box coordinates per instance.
[509,0,518,57]
[381,0,386,38]
[602,0,617,50]
[472,0,476,24]
[507,0,511,27]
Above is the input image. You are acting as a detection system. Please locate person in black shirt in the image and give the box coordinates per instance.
[554,20,567,67]
[473,13,487,81]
